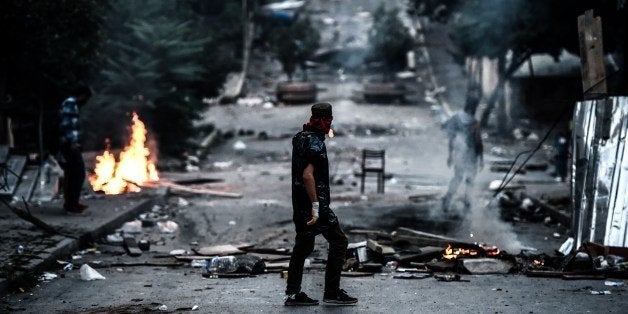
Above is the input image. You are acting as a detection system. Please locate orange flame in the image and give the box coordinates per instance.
[89,113,159,194]
[443,244,479,260]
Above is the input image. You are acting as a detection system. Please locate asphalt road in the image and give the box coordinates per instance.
[4,266,625,313]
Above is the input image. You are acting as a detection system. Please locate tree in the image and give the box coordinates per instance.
[263,15,321,81]
[0,0,106,153]
[450,0,627,131]
[86,0,242,156]
[367,4,414,80]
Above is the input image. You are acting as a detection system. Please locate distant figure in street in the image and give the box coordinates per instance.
[58,86,91,214]
[442,89,484,212]
[285,103,357,306]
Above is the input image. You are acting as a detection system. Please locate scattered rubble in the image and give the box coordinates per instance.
[80,264,106,281]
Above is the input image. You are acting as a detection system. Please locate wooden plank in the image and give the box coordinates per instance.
[265,262,290,270]
[367,239,395,255]
[155,180,242,198]
[194,244,244,256]
[174,255,212,261]
[341,271,374,277]
[393,273,432,279]
[562,274,605,280]
[109,261,184,267]
[124,237,143,257]
[247,252,291,262]
[578,10,607,98]
[244,247,291,255]
[396,227,465,243]
[525,270,564,278]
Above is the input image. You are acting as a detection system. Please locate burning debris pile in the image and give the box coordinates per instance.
[89,113,159,195]
[338,227,628,281]
[56,216,628,287]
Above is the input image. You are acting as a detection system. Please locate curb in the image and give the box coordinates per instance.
[0,189,167,296]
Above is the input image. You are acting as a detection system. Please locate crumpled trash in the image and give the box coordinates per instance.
[158,304,168,311]
[191,259,206,268]
[63,263,74,271]
[435,274,461,282]
[213,161,233,169]
[121,220,142,234]
[169,249,189,256]
[490,146,507,156]
[185,163,200,172]
[40,272,58,281]
[604,280,624,287]
[520,198,534,210]
[233,140,247,151]
[527,132,539,141]
[80,264,106,281]
[106,233,124,244]
[177,197,190,207]
[557,237,574,255]
[157,220,179,233]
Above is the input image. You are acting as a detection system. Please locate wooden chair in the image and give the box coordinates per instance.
[360,149,385,194]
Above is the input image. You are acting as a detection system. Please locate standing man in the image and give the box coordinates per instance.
[58,86,91,214]
[285,102,357,306]
[441,89,484,213]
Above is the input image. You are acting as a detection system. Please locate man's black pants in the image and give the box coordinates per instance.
[286,224,348,296]
[60,145,85,207]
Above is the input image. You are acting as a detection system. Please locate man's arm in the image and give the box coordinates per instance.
[473,122,484,169]
[303,163,319,226]
[59,100,80,150]
[447,137,453,168]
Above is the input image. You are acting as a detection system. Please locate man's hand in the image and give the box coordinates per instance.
[306,202,319,226]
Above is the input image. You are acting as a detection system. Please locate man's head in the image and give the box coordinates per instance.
[464,87,481,115]
[304,102,333,134]
[72,85,92,105]
[311,102,332,118]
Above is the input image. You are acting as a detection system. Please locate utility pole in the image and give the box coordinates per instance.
[574,9,610,248]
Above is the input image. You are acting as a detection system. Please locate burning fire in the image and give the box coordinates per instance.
[89,113,159,194]
[442,244,501,260]
[481,245,501,256]
[443,244,479,260]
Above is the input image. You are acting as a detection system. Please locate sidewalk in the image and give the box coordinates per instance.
[0,187,167,295]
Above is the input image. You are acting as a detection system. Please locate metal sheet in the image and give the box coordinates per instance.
[572,97,628,248]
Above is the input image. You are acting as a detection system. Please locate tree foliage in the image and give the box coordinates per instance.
[450,0,627,128]
[84,0,242,155]
[367,4,414,77]
[262,15,321,81]
[451,0,626,81]
[0,0,106,151]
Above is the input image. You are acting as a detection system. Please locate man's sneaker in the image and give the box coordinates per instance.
[284,292,319,306]
[323,289,358,305]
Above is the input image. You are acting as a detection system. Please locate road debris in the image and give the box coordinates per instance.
[80,264,106,281]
